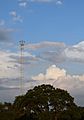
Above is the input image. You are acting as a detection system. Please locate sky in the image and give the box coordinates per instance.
[0,0,84,106]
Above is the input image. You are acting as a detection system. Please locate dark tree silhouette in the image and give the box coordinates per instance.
[14,84,79,120]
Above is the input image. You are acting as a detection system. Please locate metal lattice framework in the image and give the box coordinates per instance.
[19,40,25,94]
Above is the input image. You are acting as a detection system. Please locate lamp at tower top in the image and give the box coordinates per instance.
[19,40,25,47]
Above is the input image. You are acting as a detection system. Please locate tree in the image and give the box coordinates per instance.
[60,107,81,120]
[0,102,16,120]
[14,84,78,120]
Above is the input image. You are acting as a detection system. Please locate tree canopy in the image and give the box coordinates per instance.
[14,84,81,120]
[0,84,84,120]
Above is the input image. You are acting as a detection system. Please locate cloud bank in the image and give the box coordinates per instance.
[0,41,84,105]
[0,41,84,79]
[26,41,84,64]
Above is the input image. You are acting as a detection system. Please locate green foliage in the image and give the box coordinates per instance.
[14,84,78,120]
[0,84,84,120]
[0,102,16,120]
[0,111,16,120]
[60,107,81,120]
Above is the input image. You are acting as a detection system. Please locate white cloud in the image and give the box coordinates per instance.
[26,41,66,64]
[28,0,63,4]
[0,50,41,79]
[18,0,28,7]
[0,39,84,105]
[32,65,84,98]
[26,41,84,64]
[26,41,65,50]
[65,41,84,62]
[17,51,41,64]
[9,11,23,23]
[32,65,66,80]
[56,0,63,5]
[73,41,84,51]
[21,40,84,68]
[0,51,19,78]
[31,0,53,2]
[19,2,27,7]
[10,11,17,16]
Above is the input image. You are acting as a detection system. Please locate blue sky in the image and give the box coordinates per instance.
[1,0,84,44]
[0,0,84,106]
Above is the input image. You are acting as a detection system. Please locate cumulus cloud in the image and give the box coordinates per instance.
[32,65,66,80]
[32,64,84,83]
[9,11,23,23]
[32,65,84,103]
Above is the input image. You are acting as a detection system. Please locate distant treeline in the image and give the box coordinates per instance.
[0,84,84,120]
